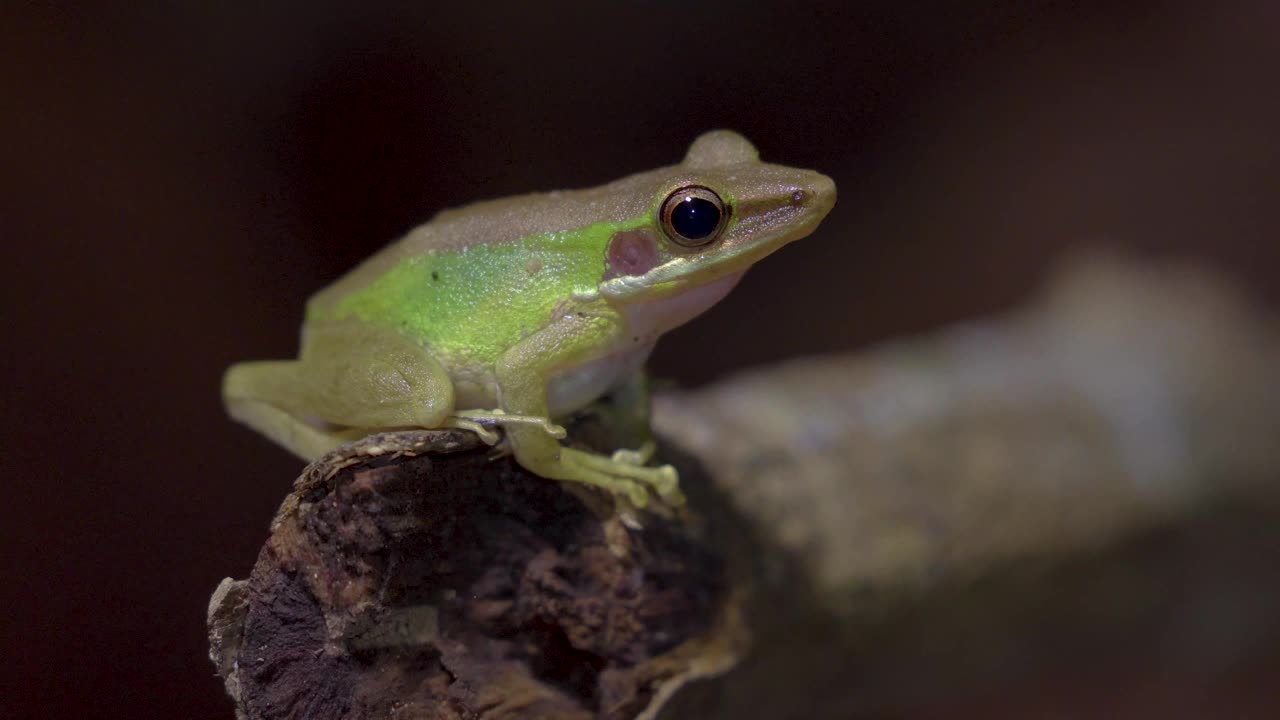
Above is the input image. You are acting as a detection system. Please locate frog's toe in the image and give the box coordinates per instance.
[610,440,656,466]
[562,458,650,508]
[490,409,566,439]
[602,461,684,506]
[621,480,650,508]
[446,417,501,444]
[644,464,683,503]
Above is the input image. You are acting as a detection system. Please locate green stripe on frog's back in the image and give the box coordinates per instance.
[314,218,648,364]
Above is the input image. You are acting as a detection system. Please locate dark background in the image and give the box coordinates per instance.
[3,2,1278,717]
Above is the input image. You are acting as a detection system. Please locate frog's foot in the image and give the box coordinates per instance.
[558,446,684,508]
[448,409,567,445]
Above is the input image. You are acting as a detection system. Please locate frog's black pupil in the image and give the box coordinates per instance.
[670,196,720,240]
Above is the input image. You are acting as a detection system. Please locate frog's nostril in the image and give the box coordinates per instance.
[790,189,807,205]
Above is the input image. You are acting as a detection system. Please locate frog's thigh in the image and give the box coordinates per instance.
[294,320,456,428]
[223,363,370,460]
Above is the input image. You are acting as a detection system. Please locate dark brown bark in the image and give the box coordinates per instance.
[209,431,742,720]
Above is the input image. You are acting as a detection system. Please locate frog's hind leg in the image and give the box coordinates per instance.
[223,321,459,460]
[223,360,370,460]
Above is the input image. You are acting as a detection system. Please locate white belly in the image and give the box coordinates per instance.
[546,342,654,416]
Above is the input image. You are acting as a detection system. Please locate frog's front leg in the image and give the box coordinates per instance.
[495,309,683,508]
[448,409,567,444]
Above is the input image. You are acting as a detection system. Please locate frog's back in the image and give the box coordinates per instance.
[302,171,667,365]
[308,169,671,314]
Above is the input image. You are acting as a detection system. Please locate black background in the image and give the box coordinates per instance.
[3,2,1278,717]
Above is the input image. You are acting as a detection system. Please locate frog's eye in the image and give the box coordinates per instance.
[660,186,728,247]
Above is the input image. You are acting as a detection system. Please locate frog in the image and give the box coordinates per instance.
[223,130,836,508]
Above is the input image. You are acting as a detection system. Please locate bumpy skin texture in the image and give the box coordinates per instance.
[223,130,836,506]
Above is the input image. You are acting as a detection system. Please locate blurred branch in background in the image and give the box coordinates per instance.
[655,249,1280,718]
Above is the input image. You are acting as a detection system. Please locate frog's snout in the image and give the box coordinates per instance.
[800,172,837,212]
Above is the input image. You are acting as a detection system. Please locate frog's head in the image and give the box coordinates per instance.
[598,130,836,307]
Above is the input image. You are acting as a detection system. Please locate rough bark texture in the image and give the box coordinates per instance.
[209,431,742,720]
[211,251,1280,718]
